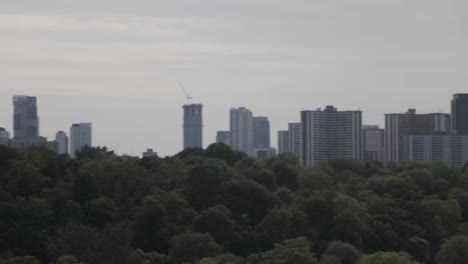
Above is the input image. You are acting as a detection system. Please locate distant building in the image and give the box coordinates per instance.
[253,147,277,161]
[452,94,468,135]
[362,125,385,162]
[407,134,468,169]
[70,123,92,157]
[216,131,231,145]
[301,106,362,167]
[288,123,302,162]
[13,95,39,139]
[385,109,451,163]
[277,130,290,154]
[10,136,47,149]
[230,107,254,155]
[55,131,69,155]
[0,128,10,146]
[253,116,270,148]
[183,104,203,149]
[143,148,158,158]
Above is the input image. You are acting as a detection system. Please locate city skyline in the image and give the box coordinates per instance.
[1,0,467,156]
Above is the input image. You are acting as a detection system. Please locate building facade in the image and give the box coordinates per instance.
[13,96,39,139]
[70,123,92,157]
[407,135,468,169]
[216,131,231,145]
[183,104,203,149]
[301,106,362,167]
[143,149,158,158]
[385,109,451,163]
[253,116,270,148]
[230,107,254,155]
[0,128,10,146]
[277,130,290,154]
[288,123,302,163]
[55,131,69,155]
[452,94,468,135]
[362,125,385,162]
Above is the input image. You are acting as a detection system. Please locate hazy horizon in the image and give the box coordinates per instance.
[1,0,467,156]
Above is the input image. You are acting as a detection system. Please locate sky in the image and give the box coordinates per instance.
[1,0,467,156]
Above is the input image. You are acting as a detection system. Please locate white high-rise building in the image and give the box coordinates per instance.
[362,125,385,162]
[288,123,302,163]
[70,123,92,157]
[301,106,362,167]
[55,131,69,155]
[277,130,290,154]
[230,107,253,155]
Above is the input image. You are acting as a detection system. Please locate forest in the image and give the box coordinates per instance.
[0,143,468,264]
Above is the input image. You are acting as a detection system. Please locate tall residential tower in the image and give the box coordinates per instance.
[301,106,362,167]
[183,104,203,149]
[230,107,253,155]
[70,123,92,157]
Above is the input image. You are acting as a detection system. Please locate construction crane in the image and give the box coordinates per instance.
[177,80,193,104]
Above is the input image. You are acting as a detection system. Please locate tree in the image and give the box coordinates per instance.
[206,143,247,167]
[169,232,223,263]
[320,241,360,264]
[359,252,415,264]
[132,201,167,252]
[219,179,275,224]
[193,205,236,247]
[83,197,117,228]
[188,159,232,210]
[55,256,83,264]
[435,236,468,264]
[0,256,41,264]
[247,237,318,264]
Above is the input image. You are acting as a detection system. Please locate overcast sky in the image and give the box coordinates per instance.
[1,0,467,156]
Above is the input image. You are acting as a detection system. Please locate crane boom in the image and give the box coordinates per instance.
[177,80,193,104]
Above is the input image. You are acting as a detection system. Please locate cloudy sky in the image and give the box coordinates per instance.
[1,0,467,156]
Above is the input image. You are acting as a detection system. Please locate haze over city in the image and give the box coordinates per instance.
[1,0,467,156]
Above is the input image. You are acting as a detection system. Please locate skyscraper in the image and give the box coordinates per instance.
[70,123,92,157]
[13,96,39,139]
[385,109,451,163]
[362,125,385,162]
[230,107,253,155]
[183,104,203,149]
[277,130,290,154]
[452,94,468,135]
[288,123,302,162]
[216,131,231,145]
[55,131,69,155]
[301,106,362,167]
[253,116,270,148]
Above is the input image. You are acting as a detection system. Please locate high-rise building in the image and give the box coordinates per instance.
[407,135,468,169]
[362,125,385,162]
[0,127,10,146]
[55,131,69,155]
[216,131,231,145]
[288,123,302,162]
[301,106,362,167]
[277,130,290,154]
[183,104,203,149]
[230,107,253,155]
[385,109,451,163]
[13,96,39,139]
[253,116,270,148]
[70,123,92,157]
[452,94,468,135]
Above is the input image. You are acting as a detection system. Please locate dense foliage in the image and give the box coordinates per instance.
[1,143,468,264]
